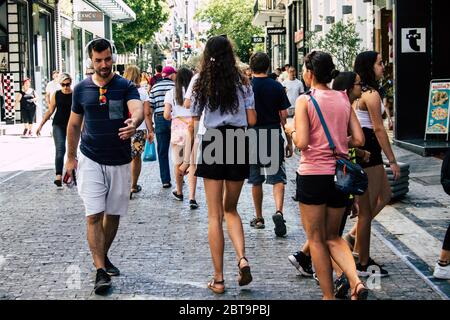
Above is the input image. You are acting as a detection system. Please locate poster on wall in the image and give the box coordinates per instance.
[0,52,7,72]
[425,80,450,135]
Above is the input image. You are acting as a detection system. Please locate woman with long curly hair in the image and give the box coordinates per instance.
[180,35,257,294]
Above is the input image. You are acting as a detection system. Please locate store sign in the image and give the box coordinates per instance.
[425,80,450,134]
[77,12,103,22]
[267,27,286,35]
[401,28,426,53]
[252,36,265,44]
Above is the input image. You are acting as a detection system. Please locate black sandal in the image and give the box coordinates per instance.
[351,282,369,300]
[237,257,252,286]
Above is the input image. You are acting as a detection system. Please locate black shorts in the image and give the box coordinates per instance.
[358,127,383,168]
[21,107,36,124]
[195,126,249,181]
[296,173,349,208]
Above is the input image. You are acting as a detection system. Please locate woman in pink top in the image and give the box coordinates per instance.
[285,51,367,300]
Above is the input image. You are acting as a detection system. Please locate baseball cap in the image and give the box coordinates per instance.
[162,66,177,77]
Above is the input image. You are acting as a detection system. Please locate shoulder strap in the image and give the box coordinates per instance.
[308,93,336,152]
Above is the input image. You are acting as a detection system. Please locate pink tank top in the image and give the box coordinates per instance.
[298,89,351,175]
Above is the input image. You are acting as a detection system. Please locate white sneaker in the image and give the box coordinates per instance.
[433,263,450,280]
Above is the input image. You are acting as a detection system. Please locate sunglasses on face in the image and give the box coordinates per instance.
[61,83,71,87]
[99,87,107,106]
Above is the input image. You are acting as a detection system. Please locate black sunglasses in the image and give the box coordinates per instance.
[61,83,71,87]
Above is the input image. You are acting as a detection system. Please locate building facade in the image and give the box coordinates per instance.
[0,0,135,124]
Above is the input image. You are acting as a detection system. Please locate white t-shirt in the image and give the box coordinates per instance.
[137,86,150,130]
[279,71,288,83]
[45,80,61,98]
[185,75,206,135]
[283,78,305,108]
[164,87,192,118]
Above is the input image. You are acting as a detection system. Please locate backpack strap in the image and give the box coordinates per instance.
[308,93,336,155]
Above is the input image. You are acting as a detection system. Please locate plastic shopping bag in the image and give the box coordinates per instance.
[143,140,157,162]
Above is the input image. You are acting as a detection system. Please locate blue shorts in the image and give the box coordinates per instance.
[248,163,287,186]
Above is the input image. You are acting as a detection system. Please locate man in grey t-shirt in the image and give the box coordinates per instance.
[282,67,305,116]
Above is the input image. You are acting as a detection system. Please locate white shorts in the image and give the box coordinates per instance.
[77,153,131,217]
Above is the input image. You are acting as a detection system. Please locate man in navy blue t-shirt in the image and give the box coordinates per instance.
[65,38,143,295]
[248,52,293,237]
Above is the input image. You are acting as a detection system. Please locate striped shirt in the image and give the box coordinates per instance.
[149,78,174,114]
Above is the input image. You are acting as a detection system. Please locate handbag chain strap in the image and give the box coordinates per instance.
[308,93,338,157]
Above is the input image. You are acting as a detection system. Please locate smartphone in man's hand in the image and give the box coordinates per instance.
[63,169,77,188]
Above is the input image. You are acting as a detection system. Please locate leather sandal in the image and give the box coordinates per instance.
[207,278,225,294]
[351,282,369,300]
[237,257,252,286]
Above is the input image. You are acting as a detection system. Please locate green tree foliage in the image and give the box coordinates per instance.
[113,0,168,54]
[196,0,264,62]
[306,20,362,71]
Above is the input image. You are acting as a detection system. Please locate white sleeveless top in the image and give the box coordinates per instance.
[355,99,385,129]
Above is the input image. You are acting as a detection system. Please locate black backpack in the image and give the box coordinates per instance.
[441,149,450,195]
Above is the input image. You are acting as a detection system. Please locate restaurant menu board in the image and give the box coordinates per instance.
[425,80,450,134]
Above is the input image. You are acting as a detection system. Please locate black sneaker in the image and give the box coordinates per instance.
[189,199,199,210]
[54,179,63,189]
[172,190,183,201]
[272,211,287,237]
[288,251,313,277]
[335,274,351,299]
[357,258,389,277]
[162,182,172,189]
[94,268,111,295]
[105,256,120,276]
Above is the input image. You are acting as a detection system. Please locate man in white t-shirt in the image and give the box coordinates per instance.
[282,67,305,116]
[45,70,61,105]
[279,64,291,83]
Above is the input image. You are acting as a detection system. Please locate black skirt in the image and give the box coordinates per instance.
[195,126,250,181]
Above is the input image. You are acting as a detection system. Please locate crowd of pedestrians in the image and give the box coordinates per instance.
[27,33,450,298]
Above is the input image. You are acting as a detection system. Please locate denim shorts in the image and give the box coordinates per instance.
[248,163,287,186]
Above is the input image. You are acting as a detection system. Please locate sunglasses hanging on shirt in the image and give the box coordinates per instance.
[99,87,107,106]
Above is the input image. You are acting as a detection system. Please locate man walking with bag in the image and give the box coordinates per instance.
[65,38,143,294]
[149,66,177,188]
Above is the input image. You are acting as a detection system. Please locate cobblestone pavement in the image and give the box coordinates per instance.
[0,132,449,300]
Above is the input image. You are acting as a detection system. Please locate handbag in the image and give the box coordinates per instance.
[309,94,368,195]
[170,117,190,146]
[142,140,157,162]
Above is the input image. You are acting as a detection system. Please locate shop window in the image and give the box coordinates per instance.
[61,37,70,73]
[74,28,83,83]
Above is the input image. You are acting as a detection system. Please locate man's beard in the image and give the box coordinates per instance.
[95,67,112,79]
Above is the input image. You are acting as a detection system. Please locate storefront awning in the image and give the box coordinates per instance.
[89,0,136,23]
